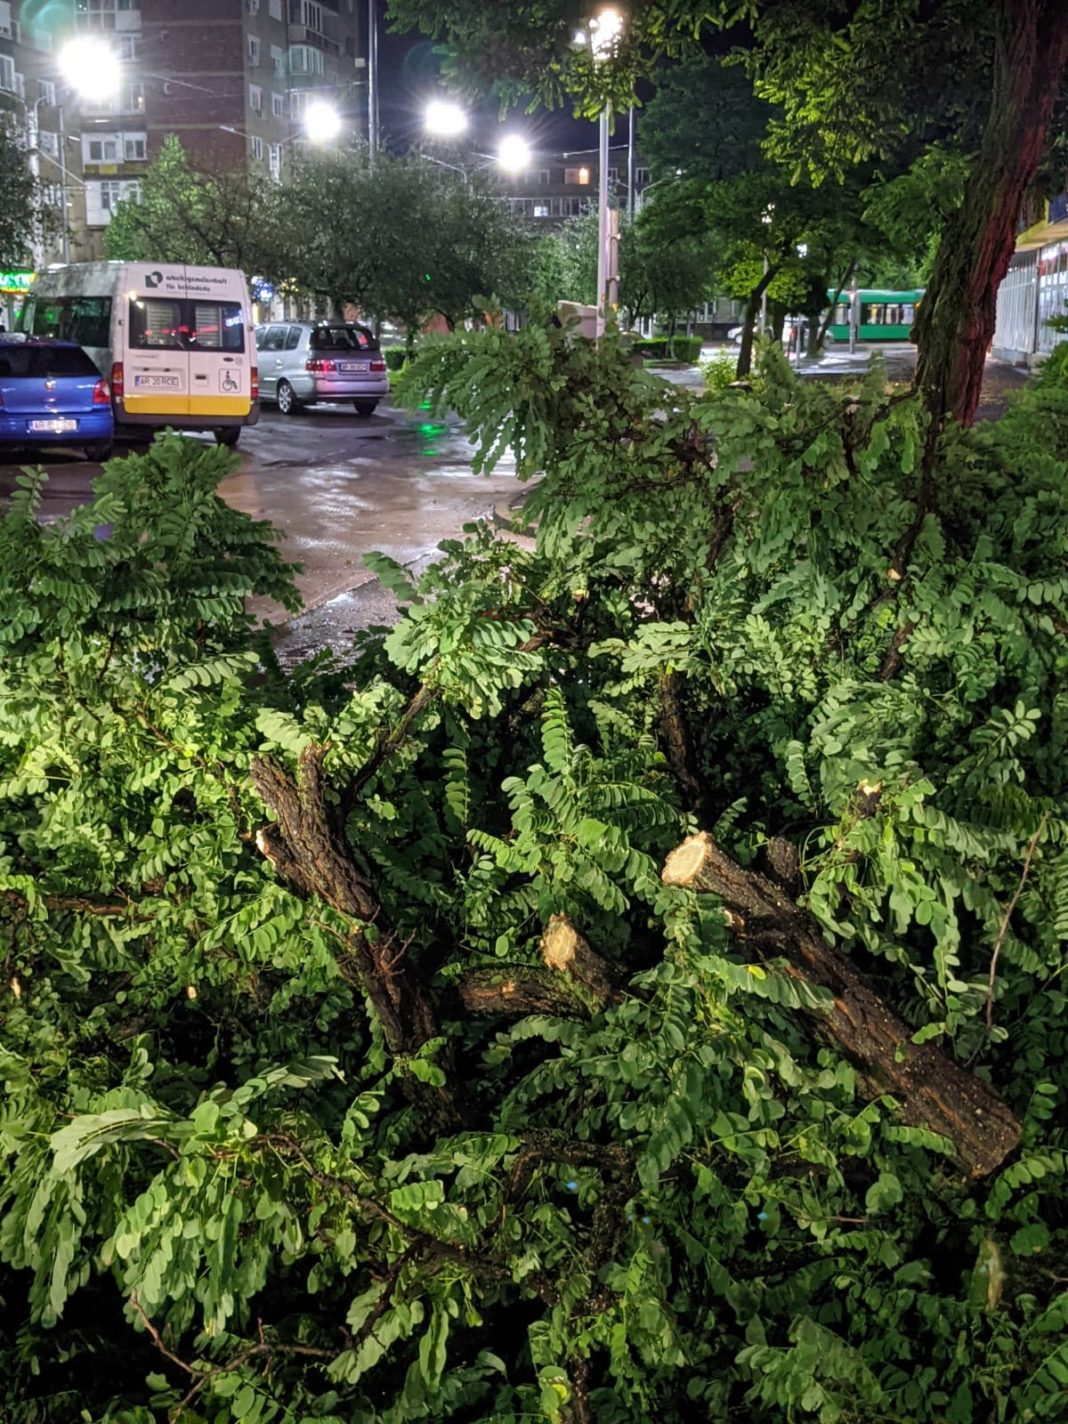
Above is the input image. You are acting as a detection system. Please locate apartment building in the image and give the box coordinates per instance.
[0,0,363,267]
[139,0,362,185]
[496,147,651,228]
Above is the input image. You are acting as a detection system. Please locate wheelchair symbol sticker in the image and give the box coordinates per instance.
[220,370,240,393]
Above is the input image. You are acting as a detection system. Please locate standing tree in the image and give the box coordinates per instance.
[387,0,1068,425]
[0,116,45,271]
[275,151,532,336]
[105,135,285,278]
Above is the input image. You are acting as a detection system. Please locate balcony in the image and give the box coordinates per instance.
[286,24,340,55]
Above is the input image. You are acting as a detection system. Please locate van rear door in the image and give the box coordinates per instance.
[182,267,252,421]
[123,265,191,417]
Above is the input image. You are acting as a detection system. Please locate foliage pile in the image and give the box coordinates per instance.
[1,332,1067,1423]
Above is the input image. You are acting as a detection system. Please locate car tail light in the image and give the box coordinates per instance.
[251,366,259,402]
[306,358,338,373]
[370,359,387,373]
[92,378,110,405]
[110,361,124,399]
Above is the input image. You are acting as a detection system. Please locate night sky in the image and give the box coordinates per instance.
[379,12,606,159]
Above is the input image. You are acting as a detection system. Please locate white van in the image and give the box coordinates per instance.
[20,261,259,447]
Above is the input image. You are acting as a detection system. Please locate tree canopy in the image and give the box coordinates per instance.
[0,115,45,270]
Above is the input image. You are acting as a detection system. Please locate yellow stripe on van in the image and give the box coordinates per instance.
[122,395,252,417]
[190,396,252,417]
[123,395,189,416]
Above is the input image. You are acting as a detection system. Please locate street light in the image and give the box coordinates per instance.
[497,133,531,173]
[425,99,467,138]
[51,36,122,264]
[759,203,775,336]
[577,7,623,339]
[302,98,342,146]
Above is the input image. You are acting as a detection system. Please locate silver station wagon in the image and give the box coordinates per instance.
[254,320,389,416]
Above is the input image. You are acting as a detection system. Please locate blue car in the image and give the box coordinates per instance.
[0,337,114,463]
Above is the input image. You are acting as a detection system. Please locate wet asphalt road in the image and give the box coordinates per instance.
[0,396,527,659]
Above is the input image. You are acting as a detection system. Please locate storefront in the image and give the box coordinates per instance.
[0,270,35,334]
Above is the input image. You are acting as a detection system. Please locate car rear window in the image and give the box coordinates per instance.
[0,346,100,378]
[310,327,377,353]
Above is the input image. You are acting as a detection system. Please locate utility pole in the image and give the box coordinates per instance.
[367,0,379,161]
[627,105,635,222]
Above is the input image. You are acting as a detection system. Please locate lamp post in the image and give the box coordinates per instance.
[55,36,122,264]
[758,203,775,336]
[584,7,623,340]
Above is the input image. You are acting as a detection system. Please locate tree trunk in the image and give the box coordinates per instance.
[914,0,1068,427]
[661,832,1022,1177]
[735,265,775,378]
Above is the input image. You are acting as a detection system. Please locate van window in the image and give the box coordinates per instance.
[129,298,247,352]
[23,295,112,348]
[285,326,302,350]
[130,297,186,349]
[190,301,246,352]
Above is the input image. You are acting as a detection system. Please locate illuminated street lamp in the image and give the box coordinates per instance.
[497,133,531,174]
[303,99,342,146]
[52,36,122,263]
[577,7,624,338]
[425,99,468,138]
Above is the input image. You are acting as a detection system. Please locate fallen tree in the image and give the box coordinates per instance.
[2,336,1067,1424]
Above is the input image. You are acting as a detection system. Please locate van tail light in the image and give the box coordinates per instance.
[305,358,338,373]
[92,378,111,405]
[370,359,387,373]
[110,361,124,400]
[251,366,259,402]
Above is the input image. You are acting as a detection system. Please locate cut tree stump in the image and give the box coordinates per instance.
[662,832,1022,1178]
[540,913,619,1008]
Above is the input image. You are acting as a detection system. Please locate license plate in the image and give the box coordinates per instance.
[339,361,370,372]
[133,374,182,388]
[29,419,77,433]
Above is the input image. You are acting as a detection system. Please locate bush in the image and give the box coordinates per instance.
[383,345,410,372]
[2,341,1066,1424]
[702,348,738,390]
[631,334,703,363]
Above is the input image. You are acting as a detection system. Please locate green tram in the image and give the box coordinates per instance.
[825,288,923,341]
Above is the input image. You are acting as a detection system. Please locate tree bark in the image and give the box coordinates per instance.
[456,967,591,1018]
[540,913,619,1007]
[251,744,459,1125]
[914,0,1068,427]
[735,264,776,378]
[662,832,1022,1177]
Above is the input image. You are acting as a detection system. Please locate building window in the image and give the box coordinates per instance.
[99,180,122,211]
[39,131,59,158]
[530,168,550,184]
[635,166,650,186]
[269,0,282,17]
[250,135,264,161]
[248,35,260,65]
[271,91,285,117]
[249,83,263,112]
[0,56,15,93]
[268,143,282,181]
[85,136,120,162]
[533,202,549,218]
[38,78,56,106]
[124,132,147,160]
[290,0,324,32]
[565,166,591,185]
[247,0,260,10]
[118,31,140,57]
[270,45,285,77]
[288,44,324,75]
[0,2,11,39]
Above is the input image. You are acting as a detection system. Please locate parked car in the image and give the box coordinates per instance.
[254,321,389,416]
[0,336,113,462]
